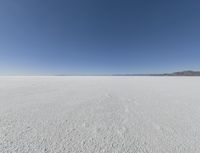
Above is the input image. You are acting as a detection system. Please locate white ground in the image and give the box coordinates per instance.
[0,76,200,153]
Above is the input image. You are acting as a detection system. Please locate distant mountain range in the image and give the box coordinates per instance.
[56,70,200,76]
[160,70,200,76]
[114,71,200,76]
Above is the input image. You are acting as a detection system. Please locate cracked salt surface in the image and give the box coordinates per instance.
[0,76,200,153]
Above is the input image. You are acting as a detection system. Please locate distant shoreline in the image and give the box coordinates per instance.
[56,70,200,76]
[1,70,200,76]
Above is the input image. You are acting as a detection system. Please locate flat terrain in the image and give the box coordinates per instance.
[1,76,200,153]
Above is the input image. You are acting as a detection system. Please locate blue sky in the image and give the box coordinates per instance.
[0,0,200,75]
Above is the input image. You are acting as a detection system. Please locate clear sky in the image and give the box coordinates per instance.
[0,0,200,75]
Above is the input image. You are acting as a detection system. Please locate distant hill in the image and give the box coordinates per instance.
[113,71,200,76]
[161,70,200,76]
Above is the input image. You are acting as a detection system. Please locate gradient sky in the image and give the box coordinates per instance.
[0,0,200,75]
